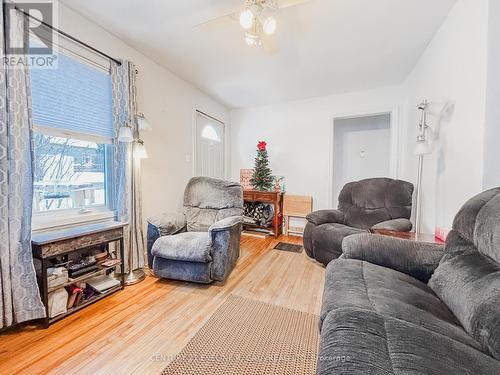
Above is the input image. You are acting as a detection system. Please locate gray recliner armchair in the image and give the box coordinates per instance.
[147,177,244,284]
[303,178,414,265]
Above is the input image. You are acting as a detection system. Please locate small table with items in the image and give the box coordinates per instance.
[243,190,284,238]
[31,222,126,328]
[370,229,445,245]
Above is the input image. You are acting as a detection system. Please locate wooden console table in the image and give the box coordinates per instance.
[32,222,126,327]
[243,190,283,238]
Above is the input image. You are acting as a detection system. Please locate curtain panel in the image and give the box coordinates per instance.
[111,60,145,271]
[0,2,46,328]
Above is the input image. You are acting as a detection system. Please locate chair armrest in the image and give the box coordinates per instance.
[306,209,344,225]
[146,213,186,268]
[209,216,244,233]
[342,233,444,283]
[372,218,413,232]
[147,212,186,236]
[209,216,243,282]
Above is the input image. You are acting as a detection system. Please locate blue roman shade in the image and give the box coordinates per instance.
[30,51,113,139]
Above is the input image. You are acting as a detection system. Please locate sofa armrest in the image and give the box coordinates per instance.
[306,209,344,225]
[371,218,413,232]
[146,213,186,268]
[342,233,444,283]
[209,216,244,233]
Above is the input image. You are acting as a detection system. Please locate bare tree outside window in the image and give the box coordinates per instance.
[33,133,107,212]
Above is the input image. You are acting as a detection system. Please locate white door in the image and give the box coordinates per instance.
[333,114,391,207]
[195,111,225,179]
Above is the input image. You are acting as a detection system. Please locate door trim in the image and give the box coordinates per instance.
[328,106,400,207]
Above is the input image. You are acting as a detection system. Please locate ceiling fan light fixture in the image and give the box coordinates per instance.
[245,31,261,46]
[239,9,254,30]
[263,16,277,35]
[240,0,278,45]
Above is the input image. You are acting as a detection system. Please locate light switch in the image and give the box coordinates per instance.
[185,153,191,163]
[360,150,366,158]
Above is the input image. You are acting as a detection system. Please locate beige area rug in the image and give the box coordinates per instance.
[162,295,320,375]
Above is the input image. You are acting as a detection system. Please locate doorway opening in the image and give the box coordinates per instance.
[331,113,395,207]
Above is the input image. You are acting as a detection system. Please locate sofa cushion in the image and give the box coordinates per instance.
[321,258,482,350]
[318,307,500,375]
[151,232,212,263]
[430,231,500,360]
[429,188,500,360]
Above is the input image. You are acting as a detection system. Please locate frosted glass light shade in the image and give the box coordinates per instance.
[263,16,277,35]
[425,102,447,118]
[118,126,133,142]
[134,140,148,159]
[136,113,152,131]
[415,139,432,155]
[245,32,260,46]
[239,9,254,30]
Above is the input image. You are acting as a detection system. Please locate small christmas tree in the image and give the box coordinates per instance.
[250,141,274,191]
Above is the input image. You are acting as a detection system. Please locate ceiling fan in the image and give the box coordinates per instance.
[194,0,312,48]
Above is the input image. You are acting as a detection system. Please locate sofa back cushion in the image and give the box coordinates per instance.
[338,178,413,229]
[183,177,243,232]
[429,188,500,360]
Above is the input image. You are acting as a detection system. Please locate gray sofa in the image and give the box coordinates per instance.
[317,188,500,374]
[147,177,243,284]
[304,178,414,265]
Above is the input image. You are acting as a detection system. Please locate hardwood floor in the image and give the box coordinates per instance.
[0,235,325,375]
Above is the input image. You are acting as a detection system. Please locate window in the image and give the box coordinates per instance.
[195,111,225,179]
[32,134,112,213]
[30,44,114,228]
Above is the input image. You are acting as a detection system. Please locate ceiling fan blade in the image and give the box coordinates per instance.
[194,0,312,29]
[278,0,312,10]
[193,12,238,29]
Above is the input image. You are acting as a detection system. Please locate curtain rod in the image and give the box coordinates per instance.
[12,5,122,66]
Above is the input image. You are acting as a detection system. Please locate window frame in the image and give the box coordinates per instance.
[31,126,116,232]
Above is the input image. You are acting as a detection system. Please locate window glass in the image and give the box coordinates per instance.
[32,133,111,213]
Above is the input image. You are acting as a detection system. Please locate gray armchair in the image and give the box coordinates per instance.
[303,178,414,265]
[147,177,243,284]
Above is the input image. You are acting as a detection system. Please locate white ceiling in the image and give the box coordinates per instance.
[61,0,456,109]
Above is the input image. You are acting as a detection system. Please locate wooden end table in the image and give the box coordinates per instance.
[370,229,445,245]
[243,190,283,238]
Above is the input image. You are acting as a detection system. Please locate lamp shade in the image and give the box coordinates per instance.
[134,139,148,159]
[118,126,134,142]
[425,102,447,118]
[136,113,152,131]
[415,139,432,155]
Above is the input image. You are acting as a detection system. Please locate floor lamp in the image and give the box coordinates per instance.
[414,100,447,234]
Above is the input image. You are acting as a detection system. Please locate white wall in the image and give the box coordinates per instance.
[230,86,403,210]
[483,0,500,189]
[231,0,491,233]
[56,2,230,223]
[399,0,489,233]
[333,115,391,206]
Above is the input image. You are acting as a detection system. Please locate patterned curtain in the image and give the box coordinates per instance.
[0,3,46,328]
[111,60,145,271]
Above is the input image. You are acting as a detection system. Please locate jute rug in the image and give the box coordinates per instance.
[162,295,319,374]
